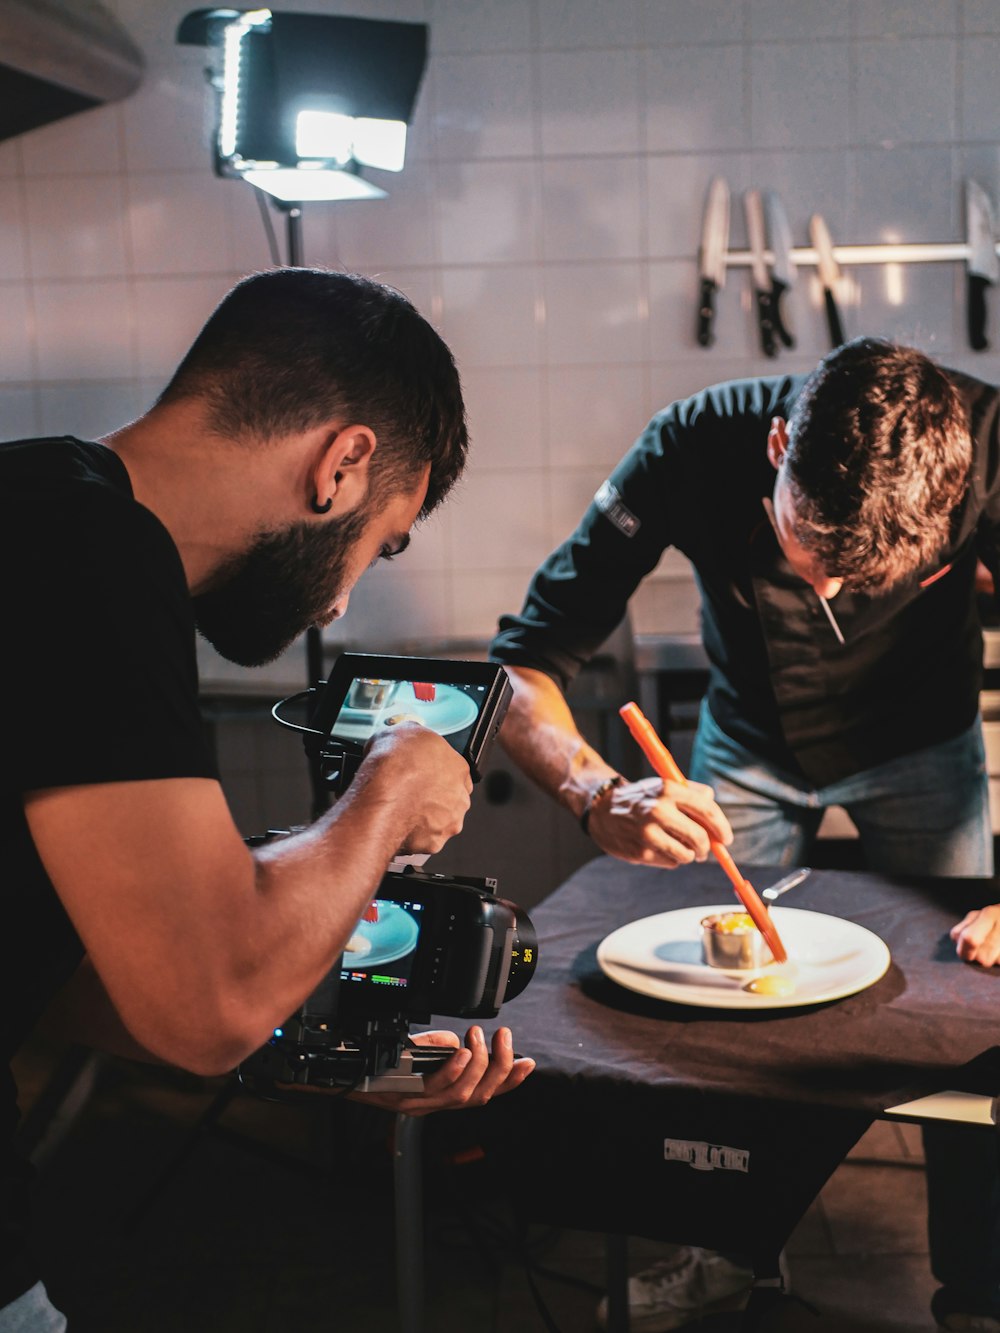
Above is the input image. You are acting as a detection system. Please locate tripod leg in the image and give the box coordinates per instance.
[395,1113,425,1333]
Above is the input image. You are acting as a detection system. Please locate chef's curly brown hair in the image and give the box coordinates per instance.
[157,267,467,518]
[783,337,971,593]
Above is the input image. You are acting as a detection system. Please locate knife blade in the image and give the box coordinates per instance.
[809,213,845,348]
[965,179,998,352]
[764,189,796,349]
[696,176,729,348]
[743,188,777,358]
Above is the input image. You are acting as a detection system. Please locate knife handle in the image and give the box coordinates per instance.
[755,288,778,358]
[697,276,717,347]
[771,279,795,348]
[968,273,990,351]
[824,288,845,348]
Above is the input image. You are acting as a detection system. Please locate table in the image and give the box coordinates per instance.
[401,857,1000,1332]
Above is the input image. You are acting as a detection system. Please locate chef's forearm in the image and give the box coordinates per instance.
[500,666,621,820]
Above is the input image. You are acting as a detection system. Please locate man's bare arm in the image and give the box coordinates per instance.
[25,724,471,1077]
[500,665,732,867]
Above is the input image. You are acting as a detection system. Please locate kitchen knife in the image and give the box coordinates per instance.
[696,175,729,347]
[965,179,998,352]
[743,188,778,357]
[809,213,845,348]
[764,189,796,348]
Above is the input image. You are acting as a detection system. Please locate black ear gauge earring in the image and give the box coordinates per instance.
[311,494,333,514]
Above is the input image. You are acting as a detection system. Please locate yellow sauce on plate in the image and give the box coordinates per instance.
[743,973,796,997]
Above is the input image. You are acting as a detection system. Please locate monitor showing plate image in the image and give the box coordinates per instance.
[309,653,513,780]
[341,897,423,992]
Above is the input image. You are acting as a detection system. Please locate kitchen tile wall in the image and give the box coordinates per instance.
[4,0,1000,682]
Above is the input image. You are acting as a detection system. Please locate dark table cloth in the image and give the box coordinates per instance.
[431,858,1000,1269]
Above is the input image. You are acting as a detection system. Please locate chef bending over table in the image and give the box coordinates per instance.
[489,336,1000,1333]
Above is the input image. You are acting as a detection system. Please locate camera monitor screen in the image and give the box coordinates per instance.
[310,653,512,780]
[340,895,423,995]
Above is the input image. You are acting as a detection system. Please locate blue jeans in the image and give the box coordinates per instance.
[691,703,998,1310]
[0,1283,67,1332]
[689,701,993,877]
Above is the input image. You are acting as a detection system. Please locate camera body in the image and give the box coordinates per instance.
[238,863,537,1094]
[239,655,535,1096]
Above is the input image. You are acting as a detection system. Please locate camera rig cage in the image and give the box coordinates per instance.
[239,654,535,1095]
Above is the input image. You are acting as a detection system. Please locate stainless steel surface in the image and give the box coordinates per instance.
[701,912,770,969]
[764,190,796,287]
[966,179,999,282]
[698,175,730,289]
[762,867,811,903]
[810,212,842,288]
[0,0,143,109]
[743,188,770,292]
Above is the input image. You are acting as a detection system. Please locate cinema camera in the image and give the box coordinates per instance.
[238,654,538,1096]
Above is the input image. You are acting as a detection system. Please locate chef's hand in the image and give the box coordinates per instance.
[586,775,733,869]
[950,904,1000,968]
[350,1027,535,1117]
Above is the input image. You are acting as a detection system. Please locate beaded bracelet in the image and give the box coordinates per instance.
[579,774,624,835]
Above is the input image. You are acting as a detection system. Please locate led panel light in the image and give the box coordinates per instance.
[180,9,427,202]
[243,167,387,202]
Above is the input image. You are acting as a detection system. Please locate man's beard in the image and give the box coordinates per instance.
[193,506,369,667]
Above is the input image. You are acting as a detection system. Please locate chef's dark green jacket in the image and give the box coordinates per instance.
[490,372,1000,787]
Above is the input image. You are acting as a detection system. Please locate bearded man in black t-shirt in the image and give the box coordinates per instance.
[0,268,534,1329]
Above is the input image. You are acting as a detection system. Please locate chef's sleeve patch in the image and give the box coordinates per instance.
[595,480,641,538]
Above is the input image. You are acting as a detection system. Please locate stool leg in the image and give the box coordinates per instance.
[395,1113,425,1333]
[605,1233,630,1332]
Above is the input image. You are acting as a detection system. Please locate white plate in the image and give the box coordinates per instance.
[596,905,891,1010]
[342,901,420,971]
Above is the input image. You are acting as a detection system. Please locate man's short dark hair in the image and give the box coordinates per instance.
[157,268,468,515]
[784,337,972,593]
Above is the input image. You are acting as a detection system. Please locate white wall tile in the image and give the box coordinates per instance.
[0,139,22,178]
[643,0,746,46]
[960,37,1000,142]
[122,70,214,174]
[853,39,956,146]
[849,147,955,242]
[440,265,541,367]
[24,176,129,279]
[429,0,533,53]
[855,1,958,38]
[543,261,646,364]
[133,274,235,379]
[430,54,537,160]
[126,171,232,275]
[337,565,452,647]
[541,157,643,262]
[548,465,608,545]
[306,168,437,270]
[0,185,28,282]
[0,285,35,382]
[538,50,642,156]
[436,160,540,264]
[448,467,550,570]
[748,0,850,40]
[460,366,546,470]
[452,567,540,639]
[648,257,748,361]
[647,153,749,260]
[546,364,647,469]
[963,2,1000,34]
[750,41,850,149]
[847,261,958,358]
[20,105,124,176]
[645,44,747,153]
[37,381,143,439]
[0,386,40,439]
[537,0,642,49]
[33,281,135,380]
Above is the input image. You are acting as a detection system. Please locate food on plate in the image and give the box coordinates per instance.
[344,931,372,957]
[701,910,773,970]
[743,973,796,997]
[384,712,422,726]
[412,682,436,702]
